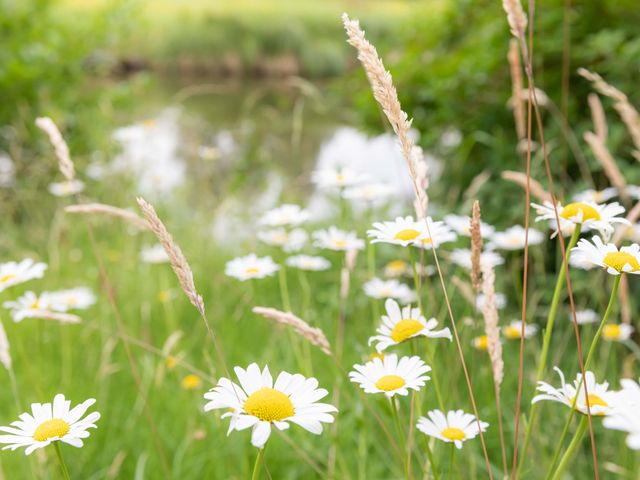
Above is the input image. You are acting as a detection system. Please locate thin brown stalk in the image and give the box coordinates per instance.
[35,117,75,181]
[501,171,551,202]
[252,306,332,355]
[65,203,148,230]
[588,94,608,142]
[470,201,483,292]
[508,39,526,140]
[583,131,629,203]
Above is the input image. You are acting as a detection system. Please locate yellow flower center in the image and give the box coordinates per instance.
[420,237,433,245]
[386,260,407,273]
[333,239,346,248]
[158,290,171,303]
[375,375,405,391]
[390,319,424,343]
[30,298,40,310]
[0,274,15,284]
[181,374,202,390]
[441,427,466,441]
[368,352,385,361]
[33,419,69,442]
[474,335,488,350]
[244,388,294,421]
[505,326,521,339]
[603,252,640,272]
[560,203,600,222]
[394,229,421,241]
[245,267,260,274]
[335,174,345,183]
[571,394,608,414]
[603,324,622,340]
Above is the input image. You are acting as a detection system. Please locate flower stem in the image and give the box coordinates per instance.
[409,247,423,312]
[550,416,588,480]
[251,447,266,480]
[423,437,440,480]
[517,224,581,476]
[390,398,410,479]
[53,442,71,480]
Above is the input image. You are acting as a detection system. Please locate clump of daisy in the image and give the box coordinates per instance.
[48,180,85,197]
[503,320,538,340]
[0,394,100,454]
[369,299,451,353]
[531,367,613,415]
[203,363,337,448]
[225,254,279,281]
[532,200,627,239]
[285,255,331,271]
[416,409,489,449]
[311,166,367,190]
[257,228,308,252]
[349,354,431,397]
[3,291,53,322]
[602,323,634,342]
[313,226,364,251]
[572,309,599,325]
[259,204,310,228]
[0,259,47,293]
[367,216,427,247]
[140,244,170,264]
[363,278,416,304]
[443,214,495,238]
[449,248,504,270]
[48,287,96,311]
[488,226,544,250]
[572,236,640,275]
[603,378,640,449]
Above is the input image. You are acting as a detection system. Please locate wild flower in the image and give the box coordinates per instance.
[349,354,431,397]
[572,236,640,275]
[225,254,279,281]
[0,259,47,293]
[416,410,489,449]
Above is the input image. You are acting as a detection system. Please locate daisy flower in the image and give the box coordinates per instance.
[449,249,504,270]
[572,309,598,325]
[313,227,364,251]
[349,354,431,397]
[3,291,53,322]
[0,259,47,293]
[503,321,538,339]
[619,223,640,243]
[572,236,640,275]
[412,219,457,250]
[363,278,416,304]
[257,228,308,252]
[203,363,337,448]
[602,323,634,342]
[0,394,100,454]
[140,244,170,263]
[342,183,392,204]
[225,254,279,281]
[368,299,451,353]
[285,255,331,271]
[569,253,597,271]
[572,187,618,204]
[603,378,640,449]
[383,260,410,278]
[48,287,96,311]
[416,410,489,449]
[443,214,495,237]
[472,335,489,351]
[259,204,310,228]
[488,226,544,250]
[311,166,367,189]
[48,180,85,197]
[532,201,628,239]
[367,216,428,247]
[531,367,613,415]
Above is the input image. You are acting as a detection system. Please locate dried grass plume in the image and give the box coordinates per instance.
[470,201,483,292]
[502,0,528,40]
[501,170,552,202]
[65,203,149,230]
[35,117,75,181]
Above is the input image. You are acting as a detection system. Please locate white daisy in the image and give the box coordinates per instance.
[47,287,96,311]
[313,227,364,251]
[368,299,451,353]
[488,226,544,250]
[569,253,597,271]
[367,216,428,247]
[532,367,613,415]
[572,236,640,275]
[572,187,618,204]
[363,278,416,304]
[257,228,308,253]
[603,378,640,450]
[503,320,538,339]
[3,291,53,322]
[449,249,504,270]
[532,201,628,239]
[203,363,337,448]
[602,323,634,342]
[0,259,47,293]
[311,166,367,189]
[443,214,495,238]
[475,293,506,311]
[285,255,331,271]
[225,254,280,281]
[48,180,85,197]
[342,183,392,203]
[349,354,431,397]
[618,223,640,243]
[383,260,410,278]
[416,410,489,449]
[472,335,489,351]
[140,244,170,264]
[259,204,310,228]
[572,309,598,325]
[0,394,100,454]
[412,219,457,250]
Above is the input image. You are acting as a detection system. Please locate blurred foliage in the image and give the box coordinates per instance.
[346,0,640,224]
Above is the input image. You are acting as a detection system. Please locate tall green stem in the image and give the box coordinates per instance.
[550,416,588,480]
[251,447,266,480]
[517,225,581,476]
[53,442,71,480]
[423,437,440,480]
[390,398,410,479]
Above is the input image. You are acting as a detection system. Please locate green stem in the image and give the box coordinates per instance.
[278,267,291,312]
[449,443,455,478]
[550,416,588,480]
[390,398,409,479]
[409,248,423,312]
[518,224,581,476]
[53,442,71,480]
[423,437,440,480]
[251,447,266,480]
